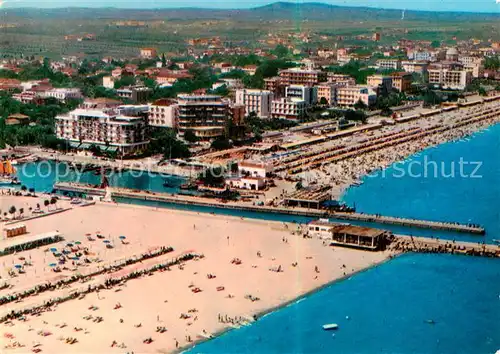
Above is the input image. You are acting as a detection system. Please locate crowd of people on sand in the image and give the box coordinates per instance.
[297,102,500,190]
[388,238,499,258]
[0,251,201,323]
[0,246,175,307]
[218,313,252,326]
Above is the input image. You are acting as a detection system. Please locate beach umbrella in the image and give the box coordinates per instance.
[75,241,82,245]
[50,248,57,252]
[119,236,126,240]
[14,264,22,269]
[49,263,57,267]
[66,243,73,247]
[72,256,80,261]
[103,240,111,244]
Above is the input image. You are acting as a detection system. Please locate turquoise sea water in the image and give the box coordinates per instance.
[186,254,500,354]
[342,123,500,244]
[186,125,500,354]
[15,161,185,194]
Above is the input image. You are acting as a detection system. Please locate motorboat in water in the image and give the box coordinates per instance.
[322,323,338,330]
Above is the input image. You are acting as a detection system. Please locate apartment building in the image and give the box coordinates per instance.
[336,86,376,108]
[401,61,429,74]
[427,63,471,90]
[55,106,149,156]
[285,85,317,105]
[235,89,274,118]
[176,95,230,140]
[375,59,401,70]
[278,68,327,87]
[271,98,307,120]
[458,56,484,78]
[148,99,178,128]
[367,75,393,92]
[390,72,413,92]
[116,85,152,103]
[317,83,339,105]
[264,77,286,98]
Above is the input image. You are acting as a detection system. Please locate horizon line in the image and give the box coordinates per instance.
[2,1,500,15]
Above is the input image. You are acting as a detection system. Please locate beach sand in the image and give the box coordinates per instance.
[1,200,391,353]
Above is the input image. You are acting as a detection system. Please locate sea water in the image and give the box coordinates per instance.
[342,123,500,244]
[15,161,186,194]
[187,125,500,353]
[186,254,500,354]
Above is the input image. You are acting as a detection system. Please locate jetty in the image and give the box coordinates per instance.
[53,182,486,235]
[390,235,499,258]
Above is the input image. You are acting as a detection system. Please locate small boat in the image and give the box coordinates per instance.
[322,323,338,330]
[493,239,500,245]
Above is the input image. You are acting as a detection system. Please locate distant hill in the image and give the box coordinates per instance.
[3,2,500,22]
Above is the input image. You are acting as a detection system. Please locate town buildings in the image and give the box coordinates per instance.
[336,86,376,107]
[427,62,472,90]
[375,59,401,71]
[271,98,307,120]
[116,85,152,103]
[285,85,317,106]
[176,95,230,140]
[148,99,178,128]
[55,105,149,156]
[140,48,157,59]
[278,68,327,87]
[235,89,274,118]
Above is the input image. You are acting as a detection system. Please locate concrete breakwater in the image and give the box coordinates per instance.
[390,235,499,258]
[53,183,486,235]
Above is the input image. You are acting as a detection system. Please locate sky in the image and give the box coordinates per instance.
[1,0,500,13]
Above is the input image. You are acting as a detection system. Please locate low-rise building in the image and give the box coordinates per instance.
[271,98,307,120]
[140,48,157,59]
[238,161,272,178]
[225,176,266,191]
[102,76,117,89]
[235,89,274,118]
[41,88,82,102]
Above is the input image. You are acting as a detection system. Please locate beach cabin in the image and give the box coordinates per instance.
[307,219,338,240]
[4,224,27,238]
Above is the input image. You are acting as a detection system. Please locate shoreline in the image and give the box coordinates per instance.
[178,252,400,354]
[339,121,500,201]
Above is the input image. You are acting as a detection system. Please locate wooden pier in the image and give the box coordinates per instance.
[54,182,486,235]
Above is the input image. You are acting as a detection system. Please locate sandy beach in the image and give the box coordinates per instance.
[0,198,392,353]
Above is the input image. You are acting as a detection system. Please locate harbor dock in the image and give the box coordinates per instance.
[53,182,486,235]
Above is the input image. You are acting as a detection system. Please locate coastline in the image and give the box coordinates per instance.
[179,252,400,354]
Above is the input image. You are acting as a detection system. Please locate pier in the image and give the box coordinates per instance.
[53,182,486,235]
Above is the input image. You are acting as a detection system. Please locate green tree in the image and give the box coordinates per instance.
[183,129,198,143]
[8,205,16,218]
[319,97,328,106]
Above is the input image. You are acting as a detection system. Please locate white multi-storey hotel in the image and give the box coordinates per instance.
[235,89,273,118]
[55,106,149,156]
